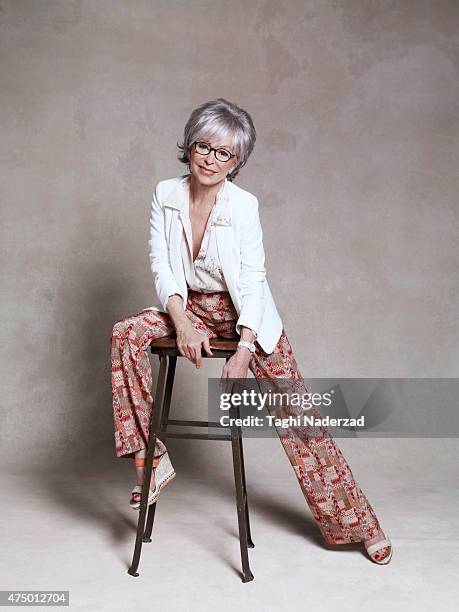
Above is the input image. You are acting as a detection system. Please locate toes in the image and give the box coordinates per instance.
[372,547,390,561]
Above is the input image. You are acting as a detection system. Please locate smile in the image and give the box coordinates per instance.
[199,166,216,175]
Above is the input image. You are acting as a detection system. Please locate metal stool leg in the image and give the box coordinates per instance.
[143,355,177,541]
[128,355,168,577]
[159,356,177,431]
[230,404,254,583]
[235,404,254,548]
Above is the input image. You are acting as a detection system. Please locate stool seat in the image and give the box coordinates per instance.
[150,336,240,357]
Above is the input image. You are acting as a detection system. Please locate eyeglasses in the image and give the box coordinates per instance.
[193,141,236,163]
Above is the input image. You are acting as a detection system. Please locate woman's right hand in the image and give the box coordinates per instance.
[175,321,213,368]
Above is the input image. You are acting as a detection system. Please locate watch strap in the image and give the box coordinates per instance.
[237,340,256,353]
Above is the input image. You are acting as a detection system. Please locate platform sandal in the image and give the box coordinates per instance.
[129,453,176,510]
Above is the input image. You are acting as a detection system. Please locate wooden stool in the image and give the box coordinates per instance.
[127,337,255,583]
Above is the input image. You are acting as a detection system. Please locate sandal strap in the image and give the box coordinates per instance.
[131,485,156,497]
[366,538,392,556]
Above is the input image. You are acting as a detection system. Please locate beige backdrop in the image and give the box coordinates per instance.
[1,0,458,484]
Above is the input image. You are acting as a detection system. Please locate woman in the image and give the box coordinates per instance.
[111,98,392,564]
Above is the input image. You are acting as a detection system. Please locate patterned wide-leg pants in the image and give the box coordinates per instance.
[111,289,382,544]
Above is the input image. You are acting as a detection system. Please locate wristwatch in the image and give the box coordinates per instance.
[237,340,256,353]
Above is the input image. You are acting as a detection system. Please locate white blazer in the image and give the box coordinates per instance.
[144,174,283,354]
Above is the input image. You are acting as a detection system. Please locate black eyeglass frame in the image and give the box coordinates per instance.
[192,141,237,163]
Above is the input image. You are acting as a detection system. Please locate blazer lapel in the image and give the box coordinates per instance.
[164,175,191,252]
[214,194,241,311]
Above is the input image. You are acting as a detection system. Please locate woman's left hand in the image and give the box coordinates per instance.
[221,349,252,386]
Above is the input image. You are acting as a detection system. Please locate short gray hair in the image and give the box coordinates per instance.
[177,98,256,181]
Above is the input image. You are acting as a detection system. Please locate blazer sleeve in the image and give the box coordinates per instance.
[235,196,267,338]
[148,183,187,311]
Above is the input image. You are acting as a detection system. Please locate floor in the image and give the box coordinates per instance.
[2,438,458,612]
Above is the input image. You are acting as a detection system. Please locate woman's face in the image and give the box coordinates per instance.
[188,133,238,186]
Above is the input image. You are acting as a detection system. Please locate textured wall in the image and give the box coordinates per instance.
[1,0,458,472]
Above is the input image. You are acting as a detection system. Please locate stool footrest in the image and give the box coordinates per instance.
[166,419,224,428]
[159,431,231,441]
